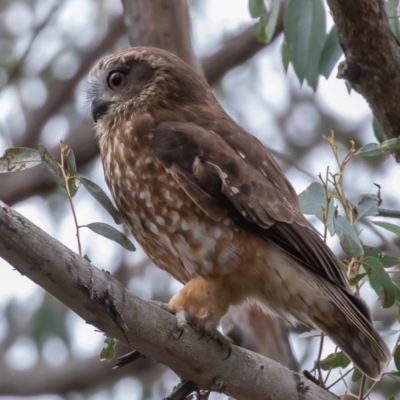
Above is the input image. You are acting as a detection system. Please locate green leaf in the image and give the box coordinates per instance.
[363,257,396,308]
[349,273,367,286]
[84,222,135,251]
[249,0,265,18]
[100,336,116,361]
[297,329,322,338]
[387,396,396,400]
[281,41,290,72]
[319,26,342,79]
[357,193,379,218]
[284,0,326,90]
[79,177,124,224]
[265,0,281,42]
[66,149,77,175]
[333,215,364,257]
[394,345,400,371]
[373,321,399,337]
[351,368,362,382]
[386,0,400,41]
[316,201,336,236]
[372,117,385,142]
[38,144,65,189]
[66,149,77,198]
[355,138,400,159]
[387,371,400,383]
[373,221,400,237]
[0,147,42,173]
[254,18,268,42]
[355,143,386,158]
[298,182,325,215]
[364,246,400,268]
[320,351,351,370]
[394,283,400,308]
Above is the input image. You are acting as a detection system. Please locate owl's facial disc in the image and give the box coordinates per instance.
[88,55,156,123]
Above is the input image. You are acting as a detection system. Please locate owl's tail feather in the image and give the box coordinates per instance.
[310,285,391,380]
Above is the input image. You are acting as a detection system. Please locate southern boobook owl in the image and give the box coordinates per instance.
[87,46,390,380]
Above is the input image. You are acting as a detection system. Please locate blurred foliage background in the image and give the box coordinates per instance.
[0,0,399,399]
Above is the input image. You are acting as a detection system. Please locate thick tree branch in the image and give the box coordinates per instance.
[327,0,400,161]
[0,201,337,400]
[203,0,287,85]
[121,0,203,74]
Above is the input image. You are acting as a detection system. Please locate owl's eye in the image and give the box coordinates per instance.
[107,71,126,90]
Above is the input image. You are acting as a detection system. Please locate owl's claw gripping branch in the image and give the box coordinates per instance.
[149,300,232,359]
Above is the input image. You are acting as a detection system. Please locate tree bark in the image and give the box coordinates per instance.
[327,0,400,160]
[121,0,203,74]
[0,201,338,400]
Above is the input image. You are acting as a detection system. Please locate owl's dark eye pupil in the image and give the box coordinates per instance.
[107,71,125,89]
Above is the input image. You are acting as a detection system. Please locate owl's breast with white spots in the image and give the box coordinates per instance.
[97,119,243,281]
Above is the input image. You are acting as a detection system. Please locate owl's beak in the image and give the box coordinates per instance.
[91,99,110,122]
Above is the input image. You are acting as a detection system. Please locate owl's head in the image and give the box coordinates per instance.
[87,46,211,123]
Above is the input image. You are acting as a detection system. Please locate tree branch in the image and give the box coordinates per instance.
[377,208,400,219]
[0,200,338,400]
[326,0,400,161]
[202,0,287,85]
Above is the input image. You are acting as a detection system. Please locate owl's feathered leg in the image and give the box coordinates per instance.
[151,277,235,356]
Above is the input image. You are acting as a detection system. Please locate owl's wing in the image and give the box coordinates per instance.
[153,121,353,291]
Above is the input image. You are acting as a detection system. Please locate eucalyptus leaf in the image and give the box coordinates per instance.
[84,222,135,251]
[38,144,65,189]
[264,0,281,42]
[66,150,78,198]
[284,0,326,90]
[363,246,400,268]
[298,182,325,215]
[333,215,364,257]
[372,117,384,142]
[315,201,336,236]
[0,147,42,173]
[249,0,265,17]
[356,193,379,217]
[320,351,351,371]
[356,138,400,158]
[351,368,362,382]
[363,257,395,308]
[395,345,400,371]
[100,336,116,361]
[373,321,399,338]
[349,273,367,286]
[373,221,400,237]
[386,0,400,41]
[281,41,290,72]
[80,177,124,224]
[387,371,400,383]
[319,26,342,79]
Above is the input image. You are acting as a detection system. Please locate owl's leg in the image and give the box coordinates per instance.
[151,276,233,356]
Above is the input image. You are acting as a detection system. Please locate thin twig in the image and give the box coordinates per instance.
[326,366,354,390]
[59,143,82,256]
[315,333,325,385]
[377,208,400,218]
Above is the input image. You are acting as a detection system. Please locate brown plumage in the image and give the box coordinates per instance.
[87,46,390,379]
